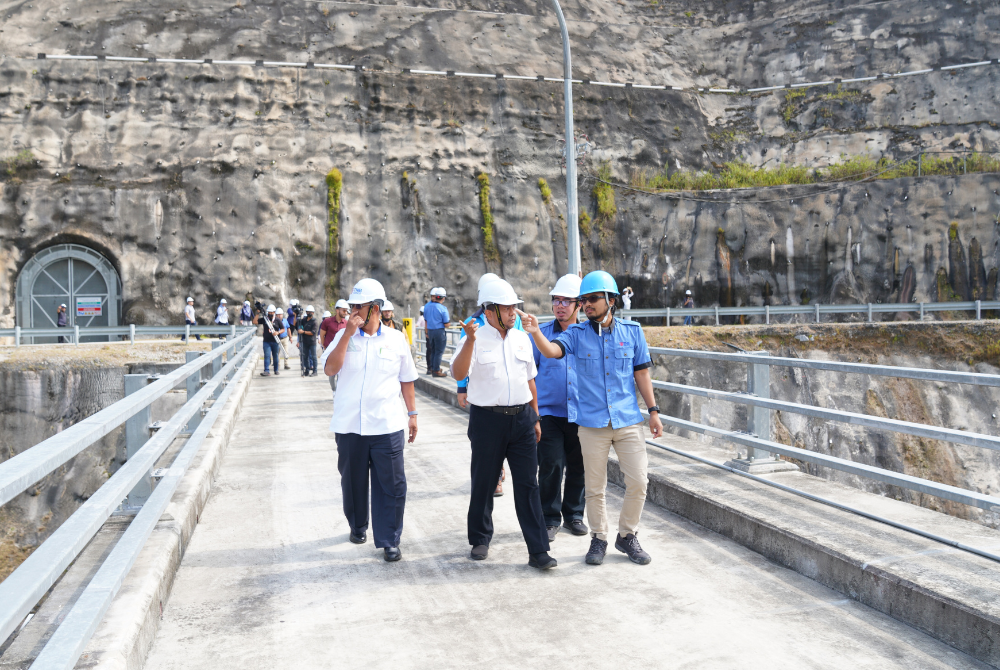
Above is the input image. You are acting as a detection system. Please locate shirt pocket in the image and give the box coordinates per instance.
[615,344,634,375]
[476,347,500,379]
[574,351,598,377]
[344,351,365,371]
[376,347,397,373]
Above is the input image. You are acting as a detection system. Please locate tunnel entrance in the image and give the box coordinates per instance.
[15,244,122,343]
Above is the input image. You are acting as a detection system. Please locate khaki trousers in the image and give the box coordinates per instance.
[578,422,648,541]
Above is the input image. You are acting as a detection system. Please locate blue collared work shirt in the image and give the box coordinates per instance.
[554,317,651,429]
[423,301,450,330]
[531,319,571,418]
[457,309,523,392]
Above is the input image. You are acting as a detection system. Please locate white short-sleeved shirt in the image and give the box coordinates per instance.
[184,305,195,322]
[319,325,419,435]
[450,323,536,407]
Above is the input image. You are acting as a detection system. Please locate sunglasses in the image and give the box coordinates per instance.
[579,295,607,304]
[551,298,577,307]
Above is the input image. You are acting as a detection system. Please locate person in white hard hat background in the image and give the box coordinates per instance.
[253,304,285,375]
[531,274,588,542]
[240,300,253,326]
[450,277,556,570]
[297,305,319,376]
[320,299,351,394]
[423,287,450,378]
[455,274,523,496]
[682,290,695,325]
[181,297,201,342]
[380,300,398,330]
[621,286,634,321]
[214,298,229,340]
[56,303,68,343]
[415,307,425,331]
[321,278,419,562]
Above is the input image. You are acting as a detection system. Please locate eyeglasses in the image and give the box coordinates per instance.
[551,299,577,307]
[579,295,606,304]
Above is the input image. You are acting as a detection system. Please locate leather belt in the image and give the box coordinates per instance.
[479,404,526,415]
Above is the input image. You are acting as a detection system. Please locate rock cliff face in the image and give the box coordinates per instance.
[0,0,998,321]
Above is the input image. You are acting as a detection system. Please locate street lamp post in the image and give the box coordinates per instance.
[550,0,581,276]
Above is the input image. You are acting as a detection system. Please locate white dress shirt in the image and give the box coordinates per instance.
[451,323,537,407]
[320,325,419,435]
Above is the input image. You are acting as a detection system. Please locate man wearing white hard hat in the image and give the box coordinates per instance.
[321,279,419,562]
[450,277,556,570]
[380,300,398,330]
[252,304,285,376]
[423,287,450,378]
[181,297,201,342]
[320,299,351,394]
[531,274,588,542]
[297,305,319,376]
[682,290,695,326]
[214,298,229,340]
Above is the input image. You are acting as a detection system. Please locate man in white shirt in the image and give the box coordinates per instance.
[181,297,201,342]
[320,278,419,563]
[450,278,556,570]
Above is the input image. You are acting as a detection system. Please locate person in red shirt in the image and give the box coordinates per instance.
[319,299,350,394]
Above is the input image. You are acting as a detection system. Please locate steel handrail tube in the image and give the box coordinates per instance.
[0,338,255,645]
[0,329,254,508]
[648,347,1000,387]
[652,379,1000,452]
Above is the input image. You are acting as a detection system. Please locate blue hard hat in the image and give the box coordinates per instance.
[579,271,619,296]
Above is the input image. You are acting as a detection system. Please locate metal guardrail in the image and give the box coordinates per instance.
[622,299,1000,324]
[0,324,242,346]
[0,327,257,665]
[413,327,462,369]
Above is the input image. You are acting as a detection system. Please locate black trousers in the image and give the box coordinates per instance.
[335,431,407,548]
[537,415,586,527]
[467,405,549,554]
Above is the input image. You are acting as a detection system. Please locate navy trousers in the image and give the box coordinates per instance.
[335,431,407,548]
[426,328,446,372]
[467,405,549,554]
[537,415,586,527]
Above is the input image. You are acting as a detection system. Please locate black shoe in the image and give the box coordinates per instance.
[349,529,367,544]
[384,547,402,562]
[564,519,588,536]
[585,537,608,565]
[546,525,559,542]
[260,371,271,376]
[470,545,489,561]
[528,552,558,570]
[274,370,279,376]
[615,533,652,565]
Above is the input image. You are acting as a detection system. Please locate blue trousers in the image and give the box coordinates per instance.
[301,337,317,372]
[336,431,407,548]
[426,328,446,372]
[262,341,279,372]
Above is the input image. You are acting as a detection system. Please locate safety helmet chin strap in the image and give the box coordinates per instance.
[361,301,383,328]
[587,293,616,336]
[493,304,509,332]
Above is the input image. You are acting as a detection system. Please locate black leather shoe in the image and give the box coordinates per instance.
[384,547,402,562]
[528,552,558,570]
[586,537,608,565]
[564,519,588,536]
[470,545,489,560]
[615,533,652,565]
[349,530,367,544]
[546,525,559,542]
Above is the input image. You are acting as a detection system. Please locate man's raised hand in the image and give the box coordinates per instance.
[345,313,365,336]
[515,309,540,334]
[462,320,479,340]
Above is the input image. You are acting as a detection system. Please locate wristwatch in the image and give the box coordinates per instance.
[647,405,660,414]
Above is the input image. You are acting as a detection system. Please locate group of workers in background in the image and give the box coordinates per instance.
[318,271,663,571]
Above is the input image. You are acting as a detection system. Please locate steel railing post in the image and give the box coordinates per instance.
[765,305,770,325]
[746,353,772,461]
[211,341,223,399]
[666,306,670,326]
[715,306,720,326]
[129,324,135,345]
[123,374,154,508]
[976,300,982,320]
[74,325,80,345]
[815,303,820,323]
[920,302,925,320]
[867,303,873,322]
[185,351,205,433]
[14,326,19,348]
[231,324,236,339]
[185,324,190,342]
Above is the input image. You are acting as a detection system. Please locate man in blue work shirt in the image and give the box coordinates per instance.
[423,287,450,378]
[520,270,664,567]
[530,274,588,542]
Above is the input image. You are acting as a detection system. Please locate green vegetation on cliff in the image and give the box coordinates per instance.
[537,178,552,204]
[2,149,34,184]
[326,168,342,299]
[477,173,500,263]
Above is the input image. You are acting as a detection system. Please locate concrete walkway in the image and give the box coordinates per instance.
[143,356,988,670]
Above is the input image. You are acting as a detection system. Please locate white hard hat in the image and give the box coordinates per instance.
[186,296,194,302]
[549,274,583,298]
[244,301,250,306]
[266,304,276,312]
[220,298,227,304]
[335,299,350,310]
[478,279,522,306]
[60,303,67,308]
[382,300,394,312]
[349,278,388,305]
[306,305,315,312]
[430,287,446,297]
[477,273,500,290]
[685,290,692,295]
[322,310,331,318]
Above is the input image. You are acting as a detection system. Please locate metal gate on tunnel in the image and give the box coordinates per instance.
[15,244,122,343]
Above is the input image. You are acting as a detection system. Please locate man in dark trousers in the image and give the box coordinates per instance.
[298,305,318,376]
[532,274,588,542]
[321,278,419,562]
[253,304,284,376]
[450,277,556,570]
[422,287,450,377]
[56,303,68,343]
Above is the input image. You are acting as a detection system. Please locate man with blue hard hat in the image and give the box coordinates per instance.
[320,278,420,563]
[520,270,663,566]
[531,274,588,542]
[423,287,450,378]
